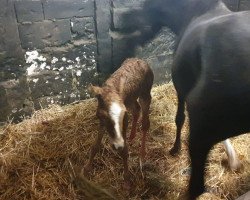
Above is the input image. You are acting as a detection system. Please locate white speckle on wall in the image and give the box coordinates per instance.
[67,65,73,70]
[46,65,51,70]
[33,78,39,83]
[76,70,82,77]
[59,67,64,71]
[40,62,46,70]
[27,63,38,75]
[25,50,39,63]
[25,50,46,62]
[75,57,80,62]
[51,57,58,64]
[38,55,46,62]
[11,73,17,78]
[61,78,65,81]
[12,108,18,113]
[46,80,49,84]
[62,57,66,62]
[71,22,74,27]
[55,76,59,80]
[70,93,76,98]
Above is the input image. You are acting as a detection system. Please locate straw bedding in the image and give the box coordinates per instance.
[0,83,249,200]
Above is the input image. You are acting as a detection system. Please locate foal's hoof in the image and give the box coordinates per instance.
[83,165,92,176]
[123,180,132,191]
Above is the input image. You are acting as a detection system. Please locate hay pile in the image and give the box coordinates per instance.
[0,83,249,200]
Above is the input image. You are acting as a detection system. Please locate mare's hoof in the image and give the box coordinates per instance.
[169,146,180,156]
[229,160,242,172]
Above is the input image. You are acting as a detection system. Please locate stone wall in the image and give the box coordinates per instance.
[0,0,98,122]
[0,0,249,122]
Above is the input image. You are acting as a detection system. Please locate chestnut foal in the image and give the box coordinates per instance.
[84,58,154,189]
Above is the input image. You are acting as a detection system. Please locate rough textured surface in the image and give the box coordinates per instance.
[223,0,240,11]
[95,0,112,73]
[43,0,94,20]
[71,17,95,40]
[112,0,145,8]
[135,28,176,83]
[0,0,23,58]
[18,20,72,49]
[239,0,250,10]
[14,1,44,22]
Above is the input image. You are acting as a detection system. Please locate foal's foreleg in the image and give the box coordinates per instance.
[84,126,104,174]
[120,113,131,190]
[139,94,151,160]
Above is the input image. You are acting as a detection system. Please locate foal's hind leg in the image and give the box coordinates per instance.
[170,96,185,155]
[129,101,141,141]
[119,113,131,190]
[139,94,151,159]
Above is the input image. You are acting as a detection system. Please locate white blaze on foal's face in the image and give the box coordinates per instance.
[109,102,124,149]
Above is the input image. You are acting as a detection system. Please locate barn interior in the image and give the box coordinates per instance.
[0,0,250,199]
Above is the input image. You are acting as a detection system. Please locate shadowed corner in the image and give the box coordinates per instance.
[111,2,165,67]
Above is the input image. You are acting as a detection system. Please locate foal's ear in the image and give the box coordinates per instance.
[88,85,103,96]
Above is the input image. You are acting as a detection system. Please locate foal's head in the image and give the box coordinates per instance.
[91,85,127,150]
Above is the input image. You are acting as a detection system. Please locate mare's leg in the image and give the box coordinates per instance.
[170,96,185,155]
[222,139,241,171]
[188,131,213,200]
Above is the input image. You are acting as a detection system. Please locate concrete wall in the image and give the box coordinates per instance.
[0,0,249,122]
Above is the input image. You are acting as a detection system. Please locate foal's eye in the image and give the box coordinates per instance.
[96,110,110,123]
